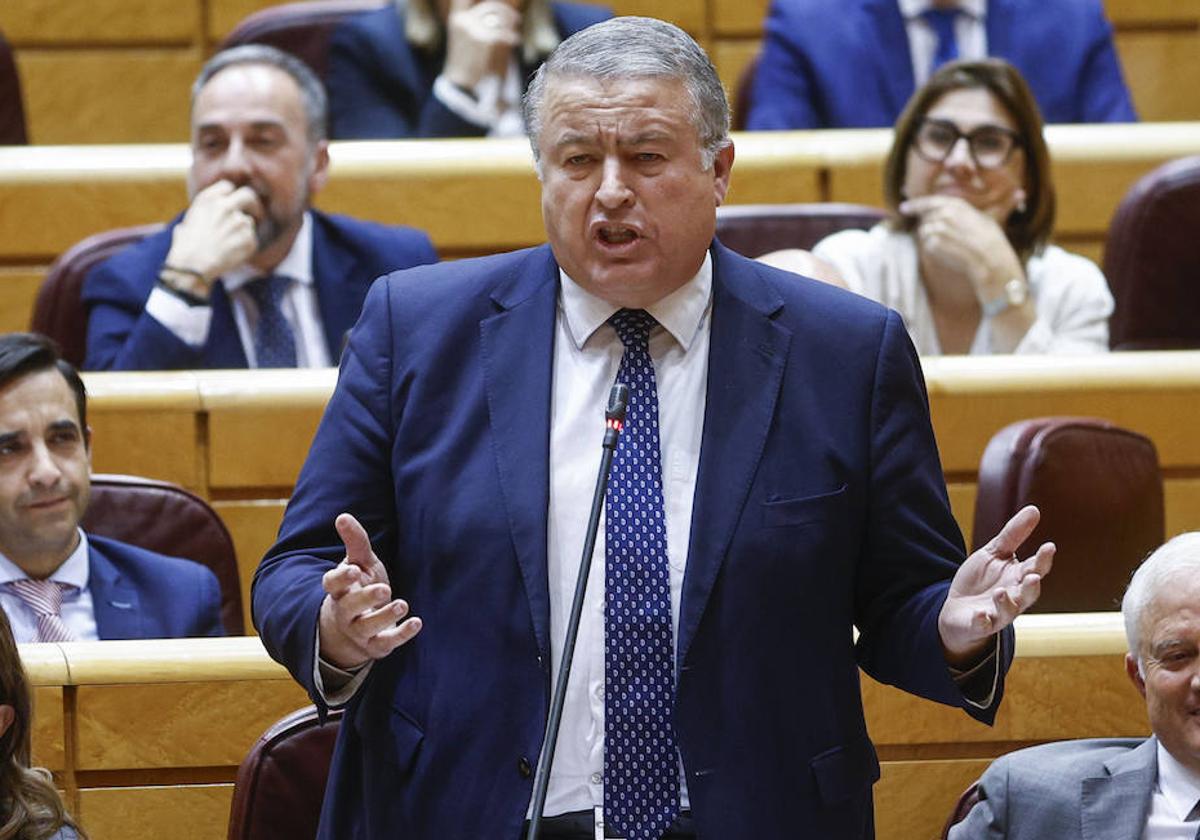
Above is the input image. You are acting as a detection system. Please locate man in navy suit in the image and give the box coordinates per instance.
[0,333,222,641]
[83,45,437,371]
[254,17,1055,839]
[326,0,611,138]
[746,0,1136,130]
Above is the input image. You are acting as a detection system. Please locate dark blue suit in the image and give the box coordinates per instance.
[88,534,224,639]
[81,210,437,371]
[254,241,1012,838]
[326,2,612,139]
[746,0,1136,129]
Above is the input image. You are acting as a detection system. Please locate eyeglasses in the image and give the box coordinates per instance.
[912,118,1022,170]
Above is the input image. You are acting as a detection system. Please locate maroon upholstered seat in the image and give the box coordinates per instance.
[732,54,761,131]
[217,0,386,80]
[84,474,244,635]
[715,203,886,259]
[1104,155,1200,350]
[0,30,28,145]
[31,224,163,368]
[941,781,980,838]
[228,706,343,840]
[971,417,1163,613]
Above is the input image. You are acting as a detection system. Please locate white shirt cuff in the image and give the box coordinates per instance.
[432,73,502,129]
[312,628,372,707]
[145,286,212,347]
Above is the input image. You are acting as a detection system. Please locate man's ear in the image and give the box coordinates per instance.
[85,425,93,465]
[711,142,735,207]
[308,140,331,195]
[0,704,14,739]
[1125,652,1147,699]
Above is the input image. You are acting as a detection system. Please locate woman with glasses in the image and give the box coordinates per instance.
[771,58,1113,354]
[0,610,85,840]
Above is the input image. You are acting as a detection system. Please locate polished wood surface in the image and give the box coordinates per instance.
[16,615,1145,840]
[6,0,1197,143]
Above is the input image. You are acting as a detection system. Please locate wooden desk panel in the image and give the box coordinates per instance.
[3,0,196,45]
[0,268,45,334]
[876,759,987,840]
[79,784,232,840]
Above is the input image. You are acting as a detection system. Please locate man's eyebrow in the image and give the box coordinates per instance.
[0,431,22,447]
[47,419,81,435]
[622,129,673,146]
[1150,638,1191,656]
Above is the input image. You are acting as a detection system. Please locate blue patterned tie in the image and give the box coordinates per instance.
[922,7,961,74]
[604,309,679,840]
[244,274,298,368]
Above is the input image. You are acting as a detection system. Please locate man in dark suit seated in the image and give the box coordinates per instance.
[747,0,1136,130]
[83,45,438,371]
[254,17,1055,838]
[0,333,223,641]
[326,0,611,138]
[950,532,1200,839]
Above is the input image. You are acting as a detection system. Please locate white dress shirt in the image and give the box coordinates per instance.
[1142,741,1200,839]
[145,212,332,368]
[432,55,527,138]
[0,529,99,643]
[541,254,712,816]
[897,0,987,86]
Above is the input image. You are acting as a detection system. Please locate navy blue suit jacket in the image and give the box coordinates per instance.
[89,534,224,639]
[81,210,437,371]
[254,242,1012,838]
[326,2,611,139]
[746,0,1136,129]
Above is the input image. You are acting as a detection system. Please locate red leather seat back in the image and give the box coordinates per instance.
[32,225,163,368]
[227,706,343,840]
[715,203,887,259]
[218,0,386,80]
[1104,155,1200,350]
[84,474,244,636]
[971,418,1163,613]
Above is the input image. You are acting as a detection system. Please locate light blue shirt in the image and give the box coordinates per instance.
[0,529,99,643]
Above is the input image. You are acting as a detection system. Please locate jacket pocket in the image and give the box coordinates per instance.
[762,484,848,528]
[810,736,880,806]
[355,701,425,773]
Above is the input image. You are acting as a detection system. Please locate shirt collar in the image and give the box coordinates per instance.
[897,0,986,20]
[557,251,713,353]
[1155,740,1200,821]
[222,211,314,292]
[0,528,90,589]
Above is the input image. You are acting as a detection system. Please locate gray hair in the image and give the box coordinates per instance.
[1121,531,1200,665]
[522,16,731,171]
[192,44,328,144]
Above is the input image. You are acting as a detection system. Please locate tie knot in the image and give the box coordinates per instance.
[244,274,291,309]
[609,308,657,349]
[921,6,961,37]
[5,579,74,616]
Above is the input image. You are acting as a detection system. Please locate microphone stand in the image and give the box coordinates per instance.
[525,383,628,840]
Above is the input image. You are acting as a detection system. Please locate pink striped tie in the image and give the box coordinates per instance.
[5,579,78,642]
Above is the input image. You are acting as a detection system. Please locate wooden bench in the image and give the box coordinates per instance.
[21,614,1144,840]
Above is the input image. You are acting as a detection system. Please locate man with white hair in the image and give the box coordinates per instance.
[951,531,1200,839]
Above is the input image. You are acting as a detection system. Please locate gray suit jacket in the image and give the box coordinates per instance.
[950,738,1156,839]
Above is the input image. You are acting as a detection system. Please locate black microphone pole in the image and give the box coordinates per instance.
[525,383,628,840]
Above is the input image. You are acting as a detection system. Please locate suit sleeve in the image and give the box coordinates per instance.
[745,1,822,129]
[1075,3,1137,123]
[253,278,400,709]
[82,248,211,371]
[853,310,1013,723]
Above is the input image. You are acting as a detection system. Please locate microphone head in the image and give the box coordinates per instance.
[606,383,629,423]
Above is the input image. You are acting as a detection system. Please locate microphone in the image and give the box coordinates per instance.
[525,383,628,840]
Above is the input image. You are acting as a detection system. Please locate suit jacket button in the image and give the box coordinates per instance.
[518,756,533,778]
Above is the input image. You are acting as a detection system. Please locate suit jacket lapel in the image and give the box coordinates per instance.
[87,541,143,640]
[309,212,364,362]
[862,0,915,121]
[678,243,789,668]
[1081,738,1157,840]
[480,247,559,663]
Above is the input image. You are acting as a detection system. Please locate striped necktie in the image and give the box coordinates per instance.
[5,579,78,642]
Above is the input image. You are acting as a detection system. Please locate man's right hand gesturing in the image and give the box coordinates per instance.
[318,512,422,670]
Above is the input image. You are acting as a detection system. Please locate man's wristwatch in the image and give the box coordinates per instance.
[981,277,1029,318]
[157,265,211,307]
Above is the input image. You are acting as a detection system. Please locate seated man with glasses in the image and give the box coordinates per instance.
[762,59,1113,355]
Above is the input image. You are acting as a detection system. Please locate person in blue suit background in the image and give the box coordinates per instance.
[254,17,1055,839]
[83,45,438,371]
[0,333,223,642]
[326,0,611,138]
[746,0,1136,130]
